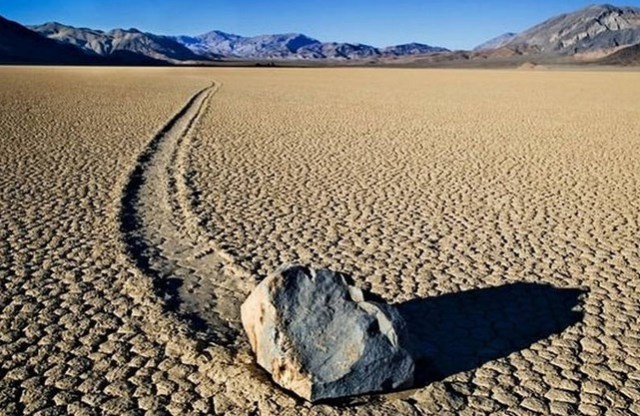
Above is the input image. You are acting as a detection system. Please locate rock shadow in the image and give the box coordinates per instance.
[395,282,586,387]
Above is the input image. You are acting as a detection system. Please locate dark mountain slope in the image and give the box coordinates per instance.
[31,22,211,63]
[0,16,102,64]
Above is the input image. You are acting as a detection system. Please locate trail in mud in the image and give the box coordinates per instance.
[119,82,254,346]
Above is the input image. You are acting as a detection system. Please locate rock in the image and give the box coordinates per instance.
[240,264,415,402]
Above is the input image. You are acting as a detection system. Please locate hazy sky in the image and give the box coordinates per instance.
[3,1,640,49]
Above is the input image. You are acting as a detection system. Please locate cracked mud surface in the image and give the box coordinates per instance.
[2,67,640,415]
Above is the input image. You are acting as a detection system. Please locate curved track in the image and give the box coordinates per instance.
[119,82,253,346]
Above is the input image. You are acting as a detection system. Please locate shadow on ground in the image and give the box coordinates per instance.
[395,282,586,387]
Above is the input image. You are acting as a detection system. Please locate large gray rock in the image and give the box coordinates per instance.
[241,264,415,402]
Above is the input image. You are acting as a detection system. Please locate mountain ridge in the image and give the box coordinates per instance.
[481,4,640,55]
[169,31,448,60]
[30,22,210,63]
[0,16,106,65]
[474,33,517,51]
[3,4,640,66]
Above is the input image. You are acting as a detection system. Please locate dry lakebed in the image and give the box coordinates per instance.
[1,66,640,415]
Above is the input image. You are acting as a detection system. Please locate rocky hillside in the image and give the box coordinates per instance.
[504,4,640,55]
[598,41,640,64]
[31,22,210,63]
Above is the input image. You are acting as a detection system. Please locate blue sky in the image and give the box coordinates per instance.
[3,1,640,49]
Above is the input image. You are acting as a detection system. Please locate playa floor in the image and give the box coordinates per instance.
[1,67,639,415]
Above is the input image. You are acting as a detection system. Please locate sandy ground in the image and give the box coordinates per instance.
[1,67,640,415]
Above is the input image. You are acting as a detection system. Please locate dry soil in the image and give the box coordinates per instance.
[1,67,640,415]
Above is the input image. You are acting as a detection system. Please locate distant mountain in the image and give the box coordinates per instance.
[174,31,310,59]
[31,22,211,63]
[172,31,447,60]
[0,16,104,64]
[231,33,319,59]
[2,14,447,64]
[506,4,640,55]
[382,43,449,56]
[299,42,382,60]
[172,31,378,60]
[174,31,242,57]
[474,33,517,51]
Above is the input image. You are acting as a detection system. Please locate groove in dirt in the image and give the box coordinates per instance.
[118,83,246,345]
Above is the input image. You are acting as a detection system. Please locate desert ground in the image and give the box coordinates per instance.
[1,66,639,415]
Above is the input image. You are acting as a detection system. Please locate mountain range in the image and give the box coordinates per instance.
[2,4,640,66]
[171,31,448,60]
